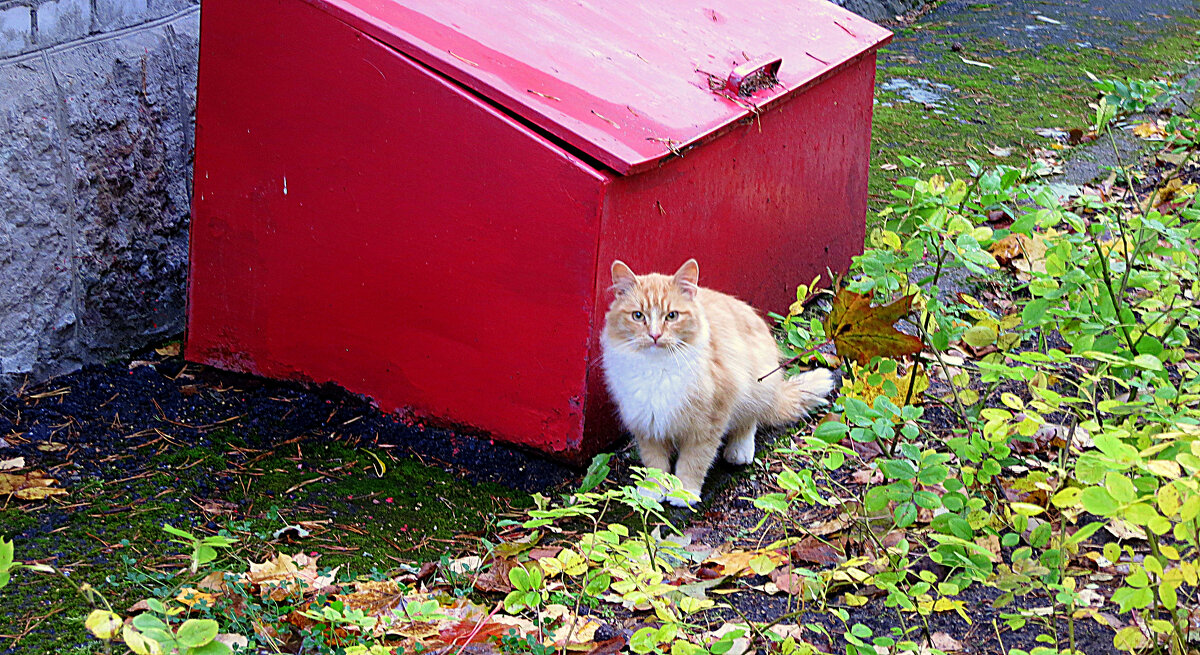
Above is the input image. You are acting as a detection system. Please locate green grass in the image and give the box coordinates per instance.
[869,17,1200,216]
[0,430,528,653]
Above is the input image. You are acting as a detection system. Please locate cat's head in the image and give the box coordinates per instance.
[604,259,704,352]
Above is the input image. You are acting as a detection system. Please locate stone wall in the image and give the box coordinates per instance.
[0,0,198,383]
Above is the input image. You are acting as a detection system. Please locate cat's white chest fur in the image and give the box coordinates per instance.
[602,346,702,441]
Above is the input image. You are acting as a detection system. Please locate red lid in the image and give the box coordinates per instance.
[309,0,892,174]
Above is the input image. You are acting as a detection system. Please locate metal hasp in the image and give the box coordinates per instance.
[186,0,892,462]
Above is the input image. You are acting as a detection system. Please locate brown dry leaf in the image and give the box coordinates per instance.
[527,547,563,561]
[245,553,339,600]
[197,571,230,593]
[768,567,815,596]
[338,579,408,617]
[990,233,1050,280]
[850,466,883,485]
[156,342,182,357]
[975,534,1002,563]
[0,471,68,500]
[584,637,627,655]
[808,515,850,537]
[473,558,516,593]
[1149,178,1198,209]
[0,457,24,471]
[36,442,67,453]
[930,632,964,652]
[787,538,842,566]
[544,604,602,646]
[437,617,514,648]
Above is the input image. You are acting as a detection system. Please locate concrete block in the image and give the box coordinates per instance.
[94,0,151,31]
[0,9,198,384]
[46,19,195,363]
[0,60,78,377]
[34,0,91,47]
[0,4,32,57]
[148,0,197,15]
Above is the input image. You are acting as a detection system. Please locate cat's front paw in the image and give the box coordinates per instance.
[723,440,755,466]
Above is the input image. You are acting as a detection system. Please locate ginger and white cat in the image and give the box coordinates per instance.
[600,259,835,507]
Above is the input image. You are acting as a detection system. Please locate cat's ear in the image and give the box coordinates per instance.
[611,260,637,295]
[673,259,700,298]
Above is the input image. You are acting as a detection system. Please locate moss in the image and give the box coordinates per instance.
[0,434,527,653]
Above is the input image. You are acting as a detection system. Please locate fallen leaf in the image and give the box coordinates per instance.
[851,466,883,485]
[704,549,787,577]
[880,163,899,171]
[585,637,626,655]
[473,558,516,593]
[215,634,249,651]
[702,623,752,655]
[0,471,69,500]
[990,233,1050,280]
[177,588,218,608]
[988,146,1013,157]
[0,457,24,471]
[544,604,602,646]
[768,567,816,597]
[823,289,923,365]
[244,552,339,600]
[156,342,182,357]
[1132,121,1166,140]
[1104,518,1144,541]
[787,538,842,566]
[36,442,67,453]
[1033,127,1066,139]
[931,631,963,652]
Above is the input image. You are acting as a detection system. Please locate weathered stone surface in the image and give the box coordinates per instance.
[833,0,926,21]
[0,4,31,57]
[34,0,91,46]
[0,59,77,376]
[0,7,198,383]
[94,0,150,31]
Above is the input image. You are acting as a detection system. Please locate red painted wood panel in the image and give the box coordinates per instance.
[303,0,890,173]
[188,0,610,453]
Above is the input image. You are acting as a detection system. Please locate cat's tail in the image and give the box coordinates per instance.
[770,369,838,424]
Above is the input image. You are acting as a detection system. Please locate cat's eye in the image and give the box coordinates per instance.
[666,311,679,321]
[632,311,645,321]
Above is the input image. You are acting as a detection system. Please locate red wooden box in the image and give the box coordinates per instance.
[186,0,891,461]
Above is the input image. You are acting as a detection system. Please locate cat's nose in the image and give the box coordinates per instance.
[649,332,662,343]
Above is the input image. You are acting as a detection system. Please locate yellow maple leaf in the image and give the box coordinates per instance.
[844,359,929,408]
[1132,121,1165,139]
[0,471,68,500]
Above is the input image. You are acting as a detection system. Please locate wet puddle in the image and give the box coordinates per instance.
[877,77,954,114]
